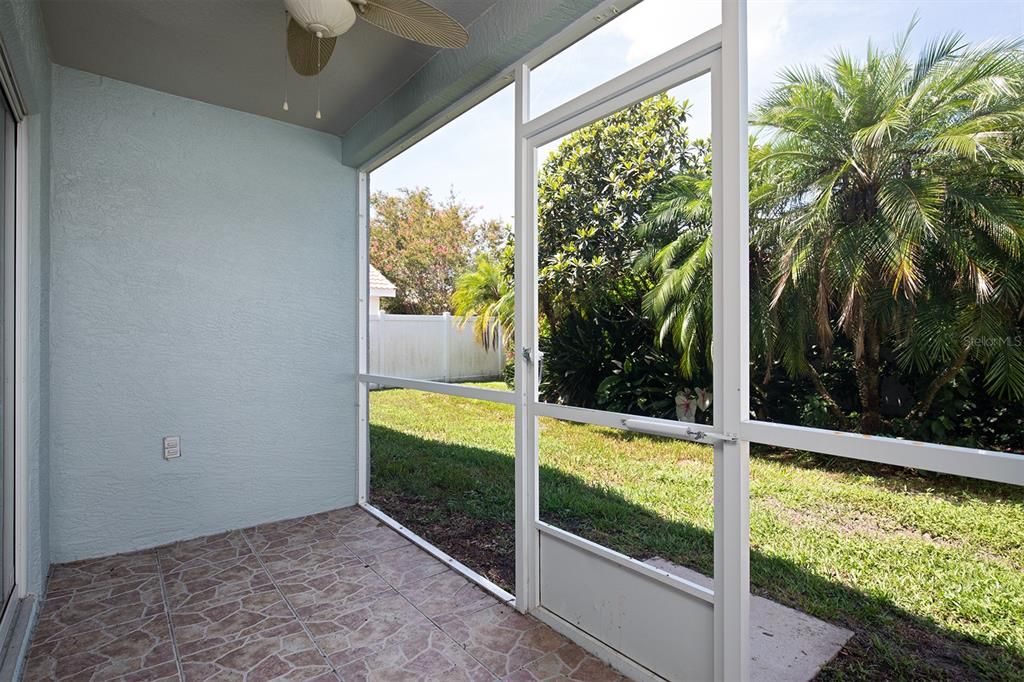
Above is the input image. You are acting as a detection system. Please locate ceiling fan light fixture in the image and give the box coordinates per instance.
[284,0,357,38]
[278,0,469,121]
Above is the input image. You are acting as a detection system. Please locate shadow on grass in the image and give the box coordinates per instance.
[370,424,1023,681]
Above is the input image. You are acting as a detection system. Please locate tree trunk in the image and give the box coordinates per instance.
[907,346,970,423]
[806,363,846,423]
[855,319,884,434]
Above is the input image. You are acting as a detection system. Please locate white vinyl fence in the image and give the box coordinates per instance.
[369,313,505,383]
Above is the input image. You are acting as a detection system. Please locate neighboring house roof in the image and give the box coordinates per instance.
[369,265,397,298]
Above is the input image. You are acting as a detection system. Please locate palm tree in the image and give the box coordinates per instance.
[644,26,1024,433]
[638,159,714,381]
[451,252,515,353]
[639,142,793,377]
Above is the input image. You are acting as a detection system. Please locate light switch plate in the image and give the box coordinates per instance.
[163,436,181,460]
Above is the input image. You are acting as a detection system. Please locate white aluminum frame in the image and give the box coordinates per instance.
[358,373,516,405]
[521,27,722,145]
[740,420,1024,485]
[538,521,714,604]
[512,61,540,612]
[356,172,370,506]
[353,1,1023,680]
[521,45,723,439]
[361,502,515,604]
[518,30,745,680]
[13,116,26,602]
[351,2,745,678]
[714,3,750,678]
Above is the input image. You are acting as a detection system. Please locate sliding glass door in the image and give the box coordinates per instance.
[0,96,14,612]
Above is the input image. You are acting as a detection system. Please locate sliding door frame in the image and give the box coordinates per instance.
[2,101,14,610]
[0,47,29,649]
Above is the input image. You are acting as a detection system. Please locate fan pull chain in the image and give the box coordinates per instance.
[282,13,289,111]
[315,31,322,120]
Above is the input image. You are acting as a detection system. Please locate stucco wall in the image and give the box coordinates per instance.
[49,66,358,562]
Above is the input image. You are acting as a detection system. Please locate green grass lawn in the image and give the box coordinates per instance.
[369,384,1024,681]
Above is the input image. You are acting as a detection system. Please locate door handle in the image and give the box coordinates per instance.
[621,418,736,443]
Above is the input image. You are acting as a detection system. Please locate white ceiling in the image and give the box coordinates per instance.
[41,0,504,136]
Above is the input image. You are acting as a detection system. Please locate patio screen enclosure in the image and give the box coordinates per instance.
[357,2,1024,680]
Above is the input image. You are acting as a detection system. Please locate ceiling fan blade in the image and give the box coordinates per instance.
[287,18,338,76]
[356,0,469,49]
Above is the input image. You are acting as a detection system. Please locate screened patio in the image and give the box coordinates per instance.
[0,0,1021,680]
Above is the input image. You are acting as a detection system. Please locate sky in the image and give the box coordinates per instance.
[371,0,1024,226]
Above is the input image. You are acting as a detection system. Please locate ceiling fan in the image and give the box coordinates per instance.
[286,0,470,72]
[282,0,469,119]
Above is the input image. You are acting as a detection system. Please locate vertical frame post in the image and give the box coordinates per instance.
[715,1,751,680]
[356,171,371,505]
[13,116,26,598]
[3,111,15,599]
[513,62,540,613]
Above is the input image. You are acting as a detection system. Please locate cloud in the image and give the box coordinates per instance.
[748,0,796,60]
[617,0,721,65]
[615,0,796,67]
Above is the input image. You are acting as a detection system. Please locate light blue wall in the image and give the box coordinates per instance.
[0,0,52,597]
[49,66,359,562]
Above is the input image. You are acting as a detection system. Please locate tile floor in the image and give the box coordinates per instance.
[23,506,628,681]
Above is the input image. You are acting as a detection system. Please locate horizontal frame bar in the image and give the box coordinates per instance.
[370,312,471,322]
[537,521,714,604]
[360,502,516,605]
[532,401,717,439]
[622,418,735,444]
[741,420,1024,486]
[359,373,516,405]
[523,26,721,144]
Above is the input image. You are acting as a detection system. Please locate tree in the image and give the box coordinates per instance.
[452,248,514,352]
[760,28,1024,433]
[371,188,507,315]
[532,95,705,411]
[537,94,701,322]
[636,140,715,381]
[645,27,1024,434]
[450,96,702,413]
